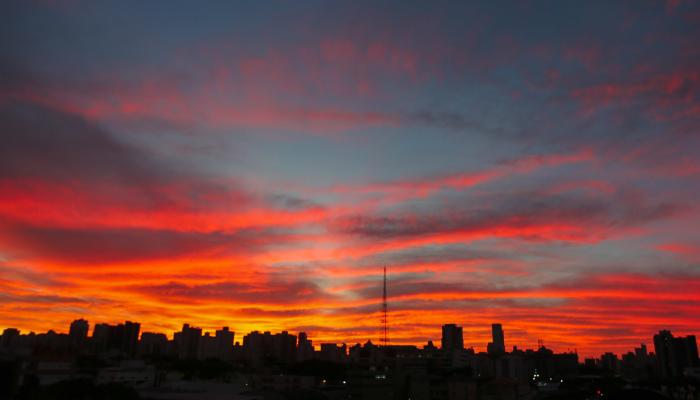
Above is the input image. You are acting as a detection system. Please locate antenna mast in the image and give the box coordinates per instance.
[380,266,389,347]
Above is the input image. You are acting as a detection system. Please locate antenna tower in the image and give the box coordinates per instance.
[380,266,389,347]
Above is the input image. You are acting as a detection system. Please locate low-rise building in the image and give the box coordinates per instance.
[16,355,76,386]
[686,367,700,379]
[410,374,477,400]
[250,375,314,390]
[482,378,534,400]
[347,362,395,400]
[96,359,155,387]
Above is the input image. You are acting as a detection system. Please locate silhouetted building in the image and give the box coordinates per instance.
[232,341,244,360]
[482,378,532,400]
[676,335,699,370]
[176,323,202,360]
[34,330,70,353]
[188,327,236,360]
[349,340,382,363]
[138,332,168,356]
[633,343,656,377]
[216,327,235,360]
[550,352,579,377]
[297,332,315,362]
[687,367,700,379]
[3,331,36,357]
[273,331,297,364]
[601,352,619,372]
[91,321,140,357]
[120,321,140,357]
[488,324,505,354]
[96,359,154,386]
[635,344,650,367]
[442,324,464,351]
[410,374,477,400]
[523,346,561,380]
[15,355,76,386]
[249,374,314,390]
[620,351,641,378]
[653,330,699,378]
[496,355,527,381]
[654,330,677,378]
[243,331,270,366]
[319,342,346,363]
[68,319,89,351]
[347,362,395,400]
[91,324,115,355]
[199,332,219,359]
[1,328,20,349]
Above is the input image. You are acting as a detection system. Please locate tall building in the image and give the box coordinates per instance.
[216,327,235,360]
[194,327,236,360]
[91,323,113,354]
[199,332,219,359]
[654,330,678,378]
[273,331,297,365]
[497,355,527,381]
[318,342,346,363]
[601,352,619,372]
[68,319,89,350]
[677,335,699,369]
[634,343,649,366]
[243,331,267,366]
[176,324,202,360]
[90,321,139,357]
[120,321,140,357]
[138,332,168,356]
[1,328,20,348]
[242,330,298,366]
[487,324,505,354]
[653,330,698,378]
[441,324,464,351]
[634,343,656,375]
[410,375,477,400]
[347,362,395,400]
[297,332,315,362]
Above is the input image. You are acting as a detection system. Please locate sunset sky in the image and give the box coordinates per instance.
[1,0,699,360]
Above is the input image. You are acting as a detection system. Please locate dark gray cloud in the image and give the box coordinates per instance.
[130,278,331,306]
[0,222,287,266]
[0,264,75,289]
[353,243,505,268]
[0,292,89,305]
[0,101,160,182]
[267,194,325,211]
[330,189,687,242]
[238,308,315,318]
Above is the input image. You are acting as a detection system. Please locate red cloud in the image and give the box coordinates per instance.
[571,68,700,119]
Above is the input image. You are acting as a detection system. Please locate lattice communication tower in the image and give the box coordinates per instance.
[380,266,389,347]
